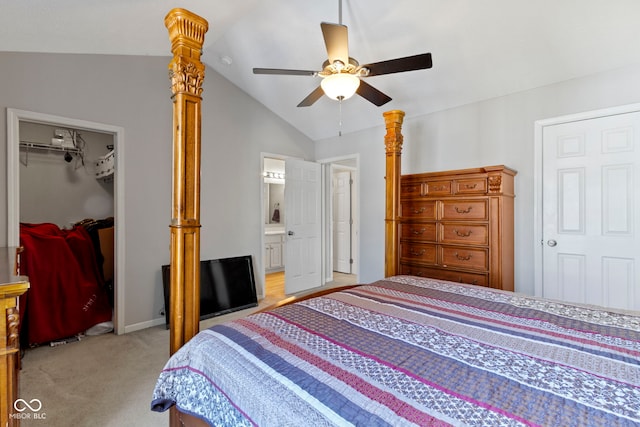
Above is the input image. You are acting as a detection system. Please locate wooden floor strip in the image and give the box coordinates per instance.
[265,271,356,299]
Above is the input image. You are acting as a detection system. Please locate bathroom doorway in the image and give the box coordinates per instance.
[261,153,359,301]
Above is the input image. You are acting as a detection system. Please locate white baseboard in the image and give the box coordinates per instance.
[123,317,166,334]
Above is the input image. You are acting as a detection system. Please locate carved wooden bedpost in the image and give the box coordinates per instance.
[165,9,208,357]
[383,110,405,277]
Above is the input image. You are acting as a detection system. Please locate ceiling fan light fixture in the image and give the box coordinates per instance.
[321,73,360,101]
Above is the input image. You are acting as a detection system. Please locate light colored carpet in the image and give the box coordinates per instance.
[20,323,171,427]
[19,273,356,427]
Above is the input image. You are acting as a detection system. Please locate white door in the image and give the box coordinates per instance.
[333,170,352,273]
[284,159,322,294]
[542,110,640,310]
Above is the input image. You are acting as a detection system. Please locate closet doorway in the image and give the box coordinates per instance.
[7,109,126,335]
[328,159,358,278]
[534,103,640,311]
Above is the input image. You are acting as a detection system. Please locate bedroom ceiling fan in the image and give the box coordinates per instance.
[252,1,433,108]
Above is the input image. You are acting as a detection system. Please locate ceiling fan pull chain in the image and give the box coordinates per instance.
[338,98,343,137]
[338,0,343,25]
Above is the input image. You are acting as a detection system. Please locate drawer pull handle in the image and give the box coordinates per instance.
[432,185,447,191]
[455,206,473,214]
[411,228,426,235]
[410,248,426,256]
[412,207,426,214]
[464,183,477,189]
[454,252,472,261]
[453,229,472,237]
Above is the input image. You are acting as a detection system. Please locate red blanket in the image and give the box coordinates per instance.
[19,223,112,345]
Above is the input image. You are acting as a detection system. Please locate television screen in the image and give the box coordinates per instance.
[162,255,258,328]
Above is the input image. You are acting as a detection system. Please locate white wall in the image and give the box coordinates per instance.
[0,52,315,330]
[315,62,640,295]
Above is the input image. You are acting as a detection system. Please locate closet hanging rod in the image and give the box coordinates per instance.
[19,140,82,155]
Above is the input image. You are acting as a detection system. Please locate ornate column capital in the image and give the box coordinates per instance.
[383,110,405,154]
[165,8,209,97]
[165,8,208,60]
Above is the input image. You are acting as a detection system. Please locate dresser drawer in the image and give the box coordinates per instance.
[441,199,488,220]
[455,178,487,194]
[439,223,488,245]
[399,223,436,241]
[399,264,488,287]
[440,246,488,270]
[400,200,437,219]
[400,182,423,198]
[400,242,437,264]
[425,180,452,195]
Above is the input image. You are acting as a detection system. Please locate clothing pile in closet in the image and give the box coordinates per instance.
[19,220,113,346]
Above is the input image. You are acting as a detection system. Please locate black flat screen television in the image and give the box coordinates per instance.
[162,255,258,329]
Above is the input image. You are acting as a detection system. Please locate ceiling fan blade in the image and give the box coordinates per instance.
[361,53,432,77]
[356,80,392,106]
[253,68,317,76]
[297,86,325,107]
[321,22,349,66]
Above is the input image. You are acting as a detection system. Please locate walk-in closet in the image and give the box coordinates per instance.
[18,121,116,347]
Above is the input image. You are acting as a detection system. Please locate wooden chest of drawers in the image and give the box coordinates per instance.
[398,166,516,291]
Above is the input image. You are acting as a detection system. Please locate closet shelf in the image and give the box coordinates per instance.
[96,150,114,179]
[19,141,82,155]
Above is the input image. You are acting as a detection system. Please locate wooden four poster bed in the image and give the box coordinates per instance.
[153,9,640,427]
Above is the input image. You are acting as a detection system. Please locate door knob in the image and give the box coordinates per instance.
[547,239,557,247]
[287,231,295,236]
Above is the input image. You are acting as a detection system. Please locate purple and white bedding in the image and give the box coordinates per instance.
[151,275,640,426]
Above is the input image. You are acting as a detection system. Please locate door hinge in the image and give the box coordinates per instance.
[350,258,353,264]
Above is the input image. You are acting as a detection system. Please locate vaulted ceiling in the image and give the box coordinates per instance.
[2,0,640,140]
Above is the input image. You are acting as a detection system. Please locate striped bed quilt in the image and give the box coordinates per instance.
[151,275,640,426]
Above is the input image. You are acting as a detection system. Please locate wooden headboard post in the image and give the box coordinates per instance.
[165,9,208,357]
[383,110,405,277]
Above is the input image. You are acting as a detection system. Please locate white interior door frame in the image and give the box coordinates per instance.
[331,166,355,274]
[318,154,360,283]
[260,152,294,298]
[6,108,126,334]
[533,102,640,298]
